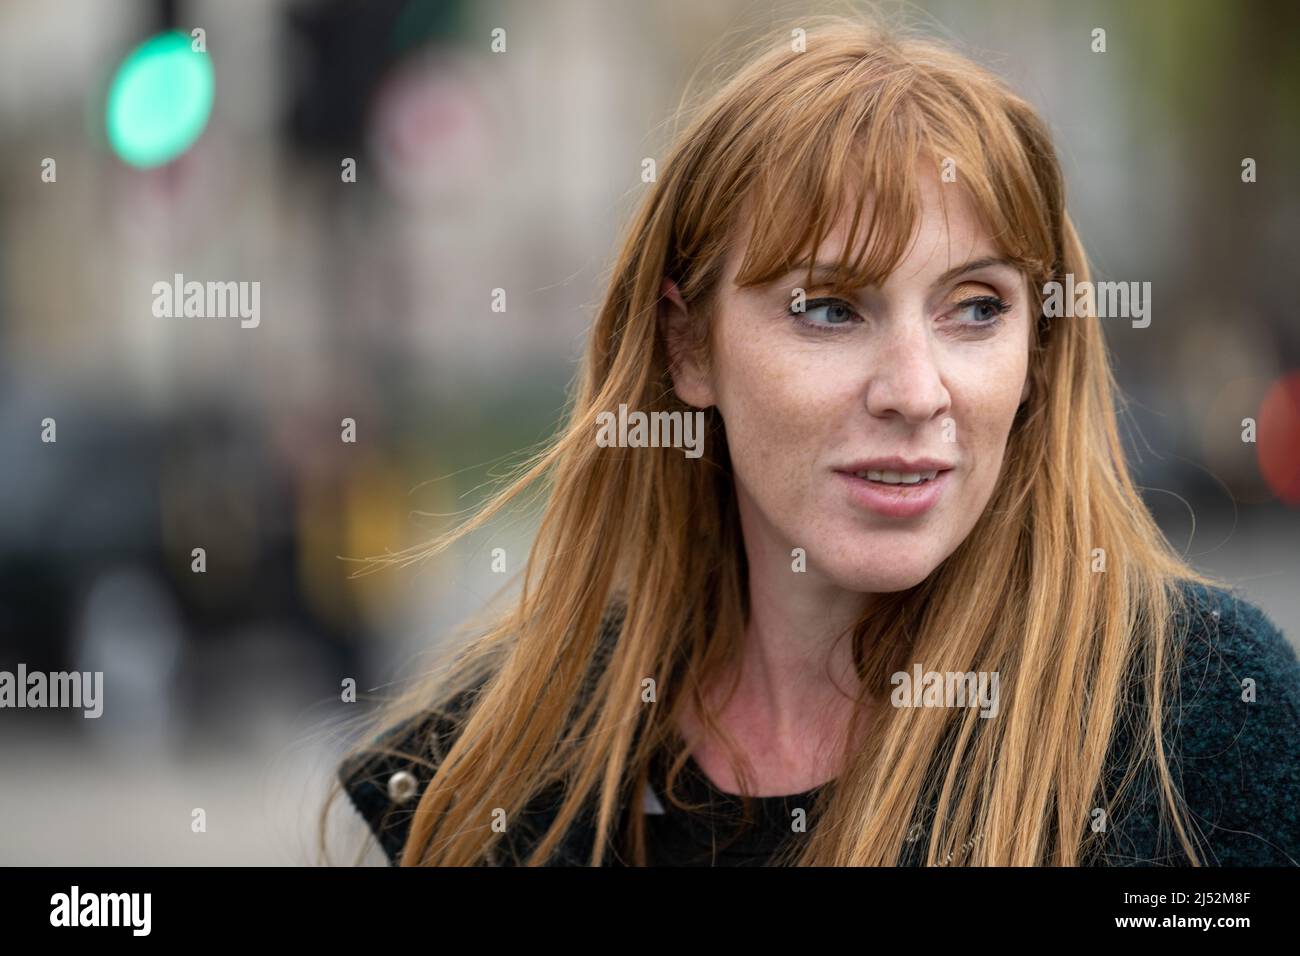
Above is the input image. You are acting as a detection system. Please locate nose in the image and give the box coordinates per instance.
[863,320,952,424]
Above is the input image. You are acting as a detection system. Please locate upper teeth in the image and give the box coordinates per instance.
[854,470,939,483]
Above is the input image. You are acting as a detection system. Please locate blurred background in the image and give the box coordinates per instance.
[0,0,1297,864]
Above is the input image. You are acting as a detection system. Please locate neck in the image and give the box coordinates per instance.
[737,536,872,736]
[670,490,881,793]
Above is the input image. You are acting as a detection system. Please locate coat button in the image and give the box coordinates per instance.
[387,770,418,804]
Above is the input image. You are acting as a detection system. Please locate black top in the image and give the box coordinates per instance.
[642,747,826,866]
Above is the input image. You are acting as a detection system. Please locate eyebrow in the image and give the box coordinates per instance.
[933,256,1018,287]
[787,255,1017,289]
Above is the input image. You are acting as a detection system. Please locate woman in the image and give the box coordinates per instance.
[330,14,1300,866]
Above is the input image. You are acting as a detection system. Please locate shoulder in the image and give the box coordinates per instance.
[1170,581,1300,864]
[337,684,479,866]
[338,602,627,865]
[1173,580,1299,686]
[1105,580,1300,865]
[1169,581,1300,773]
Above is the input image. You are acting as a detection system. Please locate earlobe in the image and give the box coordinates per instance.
[659,277,716,409]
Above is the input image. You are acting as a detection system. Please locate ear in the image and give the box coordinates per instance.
[659,277,716,409]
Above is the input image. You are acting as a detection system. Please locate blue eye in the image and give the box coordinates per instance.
[954,295,1011,325]
[791,297,859,330]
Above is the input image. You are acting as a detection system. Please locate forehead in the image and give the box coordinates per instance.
[723,163,998,289]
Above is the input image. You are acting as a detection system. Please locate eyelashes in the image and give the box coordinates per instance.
[786,295,1011,333]
[789,297,858,331]
[951,294,1012,327]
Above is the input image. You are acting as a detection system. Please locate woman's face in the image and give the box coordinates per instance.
[666,165,1032,594]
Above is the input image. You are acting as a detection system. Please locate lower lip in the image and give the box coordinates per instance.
[834,469,951,518]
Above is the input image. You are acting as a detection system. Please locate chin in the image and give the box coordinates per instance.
[821,557,940,594]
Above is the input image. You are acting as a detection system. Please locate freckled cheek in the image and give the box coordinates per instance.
[949,356,1027,489]
[714,339,841,493]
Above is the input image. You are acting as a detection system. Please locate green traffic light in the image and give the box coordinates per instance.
[106,30,214,168]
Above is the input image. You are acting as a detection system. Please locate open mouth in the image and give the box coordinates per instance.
[835,467,951,517]
[849,469,940,486]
